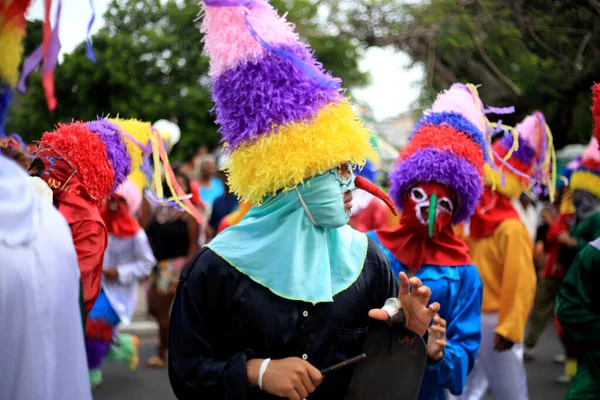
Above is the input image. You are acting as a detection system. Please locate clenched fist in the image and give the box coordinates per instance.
[247,357,323,400]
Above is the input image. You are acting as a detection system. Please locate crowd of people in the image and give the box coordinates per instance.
[2,1,600,400]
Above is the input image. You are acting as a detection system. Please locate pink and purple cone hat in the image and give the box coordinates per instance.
[388,83,489,223]
[200,0,373,204]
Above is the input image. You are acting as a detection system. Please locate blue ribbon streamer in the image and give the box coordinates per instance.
[0,84,13,137]
[86,0,97,63]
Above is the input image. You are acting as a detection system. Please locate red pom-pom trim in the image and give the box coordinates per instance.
[592,83,600,148]
[39,122,114,203]
[85,318,114,342]
[398,124,484,175]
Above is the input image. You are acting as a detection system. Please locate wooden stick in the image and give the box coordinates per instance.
[320,353,367,375]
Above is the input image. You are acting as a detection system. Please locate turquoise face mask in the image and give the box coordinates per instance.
[296,168,356,229]
[207,168,367,304]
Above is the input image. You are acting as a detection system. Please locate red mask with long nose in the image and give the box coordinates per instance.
[402,182,455,239]
[374,181,472,270]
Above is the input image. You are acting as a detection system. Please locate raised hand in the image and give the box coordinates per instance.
[427,314,447,361]
[369,272,440,336]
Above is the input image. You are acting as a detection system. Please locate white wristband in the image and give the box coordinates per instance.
[258,358,271,390]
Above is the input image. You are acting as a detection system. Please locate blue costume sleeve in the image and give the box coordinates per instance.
[425,265,483,396]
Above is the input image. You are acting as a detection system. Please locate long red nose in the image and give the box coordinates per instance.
[354,176,398,216]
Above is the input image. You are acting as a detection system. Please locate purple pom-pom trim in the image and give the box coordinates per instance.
[498,133,536,165]
[211,43,342,150]
[85,337,111,369]
[87,119,131,192]
[389,148,483,223]
[411,111,487,157]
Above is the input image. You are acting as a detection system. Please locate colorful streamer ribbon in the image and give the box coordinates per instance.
[86,0,97,63]
[150,128,204,224]
[0,84,13,136]
[17,0,61,110]
[18,0,96,109]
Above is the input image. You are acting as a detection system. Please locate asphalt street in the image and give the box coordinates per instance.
[93,325,569,400]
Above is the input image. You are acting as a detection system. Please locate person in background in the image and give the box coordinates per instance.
[524,186,573,363]
[555,82,600,398]
[369,83,485,400]
[85,179,156,388]
[555,136,600,384]
[196,154,224,210]
[29,120,131,317]
[178,149,198,179]
[145,172,200,369]
[556,237,600,399]
[557,138,600,253]
[207,169,239,240]
[454,111,554,400]
[0,155,92,400]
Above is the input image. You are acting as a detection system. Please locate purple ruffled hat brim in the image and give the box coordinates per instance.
[389,147,483,223]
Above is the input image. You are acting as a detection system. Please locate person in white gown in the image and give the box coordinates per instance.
[85,179,156,388]
[0,155,92,400]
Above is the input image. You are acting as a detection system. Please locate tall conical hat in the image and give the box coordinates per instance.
[200,0,372,204]
[486,111,556,200]
[389,83,488,223]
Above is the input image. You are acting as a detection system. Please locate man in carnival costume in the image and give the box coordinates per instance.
[453,111,556,400]
[29,119,131,316]
[555,84,600,398]
[368,83,486,400]
[85,179,156,388]
[556,236,600,399]
[168,2,439,399]
[556,139,600,254]
[0,155,92,400]
[523,160,577,369]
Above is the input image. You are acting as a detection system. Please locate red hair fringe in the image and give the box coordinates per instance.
[39,122,114,203]
[592,83,600,147]
[85,319,114,342]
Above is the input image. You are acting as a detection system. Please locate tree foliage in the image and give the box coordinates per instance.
[7,0,367,160]
[330,0,600,147]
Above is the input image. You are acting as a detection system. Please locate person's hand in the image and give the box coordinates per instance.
[427,314,447,361]
[368,272,440,336]
[247,357,323,400]
[557,232,577,247]
[103,268,119,282]
[494,334,514,352]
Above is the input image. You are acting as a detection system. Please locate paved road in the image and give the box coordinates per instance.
[93,325,569,400]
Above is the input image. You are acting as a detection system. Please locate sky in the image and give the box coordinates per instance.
[27,0,424,121]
